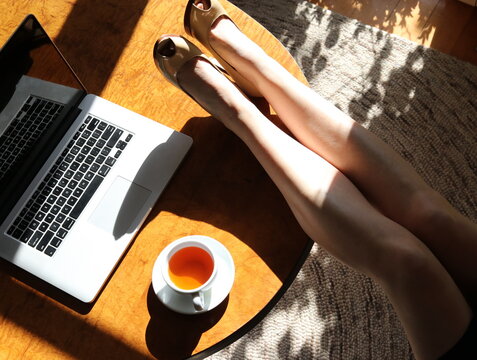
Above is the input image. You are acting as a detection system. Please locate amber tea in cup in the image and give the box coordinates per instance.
[168,246,214,290]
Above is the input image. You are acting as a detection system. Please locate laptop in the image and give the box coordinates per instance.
[0,15,192,302]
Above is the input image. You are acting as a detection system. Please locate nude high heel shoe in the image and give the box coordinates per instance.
[184,0,262,97]
[153,35,220,100]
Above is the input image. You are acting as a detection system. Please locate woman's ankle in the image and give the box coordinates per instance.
[177,57,255,132]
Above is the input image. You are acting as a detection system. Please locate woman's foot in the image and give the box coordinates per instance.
[176,54,256,135]
[185,0,263,97]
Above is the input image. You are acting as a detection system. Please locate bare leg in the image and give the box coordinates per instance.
[202,14,477,303]
[175,55,472,360]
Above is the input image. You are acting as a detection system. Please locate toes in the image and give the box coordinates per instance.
[155,38,176,58]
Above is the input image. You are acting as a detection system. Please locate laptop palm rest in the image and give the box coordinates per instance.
[89,176,151,239]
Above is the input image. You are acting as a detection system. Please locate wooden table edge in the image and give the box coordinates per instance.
[190,239,314,359]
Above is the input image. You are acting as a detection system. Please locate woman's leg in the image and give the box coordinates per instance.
[201,12,477,303]
[175,55,472,360]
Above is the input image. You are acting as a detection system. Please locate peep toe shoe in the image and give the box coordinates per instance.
[153,35,221,100]
[184,0,261,97]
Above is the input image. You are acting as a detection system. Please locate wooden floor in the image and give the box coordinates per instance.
[310,0,477,65]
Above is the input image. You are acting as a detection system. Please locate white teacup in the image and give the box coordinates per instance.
[154,236,218,311]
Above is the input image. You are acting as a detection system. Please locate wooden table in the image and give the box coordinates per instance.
[0,0,312,358]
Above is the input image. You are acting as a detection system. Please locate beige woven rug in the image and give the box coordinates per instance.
[209,0,477,359]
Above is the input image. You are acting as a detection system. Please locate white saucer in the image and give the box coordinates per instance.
[152,236,235,315]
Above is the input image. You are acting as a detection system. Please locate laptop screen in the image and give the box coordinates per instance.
[0,15,86,223]
[0,15,85,102]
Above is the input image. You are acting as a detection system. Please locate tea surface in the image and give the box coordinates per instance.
[168,247,214,290]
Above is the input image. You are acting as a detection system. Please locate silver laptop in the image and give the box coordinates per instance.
[0,15,192,302]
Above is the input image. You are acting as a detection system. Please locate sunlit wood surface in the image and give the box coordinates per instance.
[311,0,477,65]
[0,0,311,358]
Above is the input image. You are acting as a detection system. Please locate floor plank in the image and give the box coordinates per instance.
[426,0,475,54]
[451,9,477,63]
[309,0,477,65]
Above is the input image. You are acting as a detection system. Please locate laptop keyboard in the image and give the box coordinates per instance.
[6,115,133,257]
[0,96,64,181]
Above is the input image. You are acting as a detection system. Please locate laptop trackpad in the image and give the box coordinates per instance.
[89,176,152,239]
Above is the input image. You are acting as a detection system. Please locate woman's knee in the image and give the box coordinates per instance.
[405,188,455,239]
[371,229,436,286]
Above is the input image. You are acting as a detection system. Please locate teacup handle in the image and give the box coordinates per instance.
[192,291,205,311]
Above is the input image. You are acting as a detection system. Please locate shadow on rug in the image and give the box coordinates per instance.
[209,0,477,358]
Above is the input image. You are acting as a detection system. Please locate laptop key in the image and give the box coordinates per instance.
[85,155,95,164]
[20,229,34,243]
[70,161,80,171]
[63,217,75,230]
[47,195,57,204]
[57,228,68,239]
[40,203,51,213]
[61,205,72,215]
[90,163,100,173]
[37,231,54,252]
[107,129,123,148]
[105,157,115,166]
[101,147,111,156]
[102,125,115,140]
[6,226,15,236]
[19,220,29,230]
[50,237,62,247]
[81,130,92,139]
[34,212,46,221]
[56,213,66,224]
[12,228,23,239]
[50,222,60,232]
[44,246,56,257]
[28,231,42,247]
[95,155,106,164]
[73,172,84,181]
[64,170,74,179]
[73,188,83,197]
[98,164,110,177]
[96,139,106,148]
[24,211,35,221]
[62,188,72,197]
[68,180,78,189]
[51,205,61,215]
[29,220,40,230]
[87,117,99,130]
